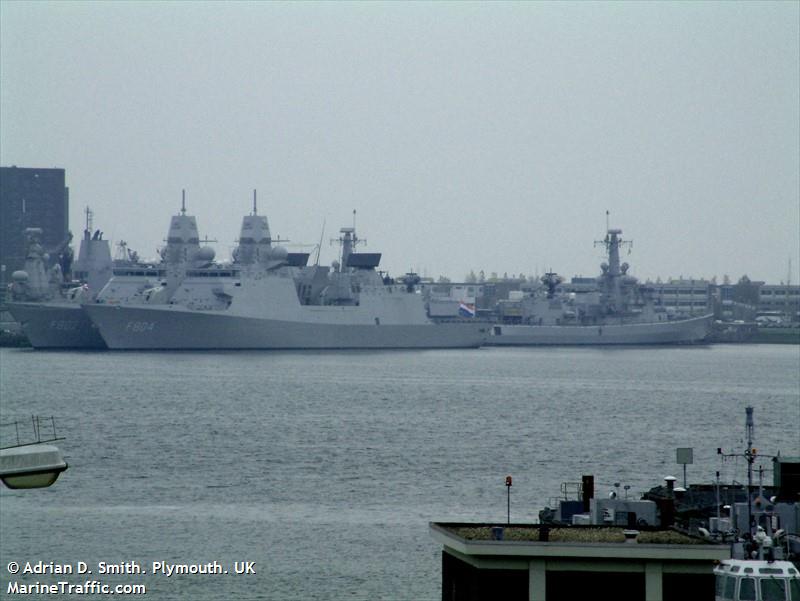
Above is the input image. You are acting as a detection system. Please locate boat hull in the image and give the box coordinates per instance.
[6,302,106,349]
[486,314,713,346]
[85,304,487,350]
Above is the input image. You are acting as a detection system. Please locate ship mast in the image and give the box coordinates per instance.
[331,210,365,272]
[745,406,755,539]
[594,217,632,312]
[84,206,93,239]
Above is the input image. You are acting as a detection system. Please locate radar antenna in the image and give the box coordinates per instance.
[717,407,779,540]
[330,211,365,270]
[84,206,93,237]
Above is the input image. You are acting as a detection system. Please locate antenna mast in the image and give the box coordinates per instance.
[314,219,326,266]
[253,189,257,215]
[745,406,755,538]
[85,206,93,236]
[181,189,187,215]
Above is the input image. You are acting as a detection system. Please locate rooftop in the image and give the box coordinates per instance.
[445,525,708,545]
[430,522,730,563]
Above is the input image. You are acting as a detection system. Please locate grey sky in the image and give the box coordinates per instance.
[2,1,798,284]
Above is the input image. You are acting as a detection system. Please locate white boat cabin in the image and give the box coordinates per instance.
[715,560,800,601]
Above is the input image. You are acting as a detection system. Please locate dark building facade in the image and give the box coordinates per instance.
[0,166,69,277]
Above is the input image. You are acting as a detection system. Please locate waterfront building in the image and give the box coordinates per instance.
[430,522,728,601]
[647,279,713,316]
[0,166,69,277]
[758,284,800,321]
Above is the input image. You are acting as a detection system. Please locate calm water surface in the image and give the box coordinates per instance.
[1,345,798,599]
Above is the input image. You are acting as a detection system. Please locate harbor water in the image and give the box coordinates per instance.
[1,344,798,599]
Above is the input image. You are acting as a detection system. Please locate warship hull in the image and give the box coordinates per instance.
[6,302,106,349]
[486,314,713,346]
[84,304,487,350]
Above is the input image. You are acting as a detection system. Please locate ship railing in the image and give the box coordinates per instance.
[560,481,583,501]
[0,415,65,450]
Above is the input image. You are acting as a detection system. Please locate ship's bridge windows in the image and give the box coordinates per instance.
[738,577,756,600]
[722,575,736,599]
[760,578,786,601]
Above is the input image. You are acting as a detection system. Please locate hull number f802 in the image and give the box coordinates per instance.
[125,321,156,332]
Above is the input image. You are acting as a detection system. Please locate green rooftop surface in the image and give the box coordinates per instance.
[446,526,709,545]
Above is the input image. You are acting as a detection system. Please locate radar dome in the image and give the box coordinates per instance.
[11,270,29,283]
[195,246,215,262]
[269,246,288,261]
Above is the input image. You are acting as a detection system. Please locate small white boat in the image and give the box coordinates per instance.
[714,558,799,601]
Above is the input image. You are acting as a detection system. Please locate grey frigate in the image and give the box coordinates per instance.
[6,209,113,349]
[7,197,207,349]
[85,205,487,350]
[487,227,712,345]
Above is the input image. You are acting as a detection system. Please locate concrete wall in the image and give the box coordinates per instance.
[440,550,716,601]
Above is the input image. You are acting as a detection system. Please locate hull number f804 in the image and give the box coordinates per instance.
[125,321,156,332]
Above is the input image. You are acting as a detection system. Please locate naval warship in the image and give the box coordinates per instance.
[7,197,208,349]
[6,209,113,349]
[85,207,487,350]
[486,227,712,345]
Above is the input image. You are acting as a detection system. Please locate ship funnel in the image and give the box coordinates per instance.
[582,475,594,513]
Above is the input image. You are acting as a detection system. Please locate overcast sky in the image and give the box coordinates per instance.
[2,1,798,284]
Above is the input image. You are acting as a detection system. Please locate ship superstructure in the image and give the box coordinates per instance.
[488,226,712,345]
[7,195,214,349]
[6,209,115,348]
[85,209,487,350]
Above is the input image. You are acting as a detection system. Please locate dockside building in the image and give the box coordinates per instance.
[0,166,70,277]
